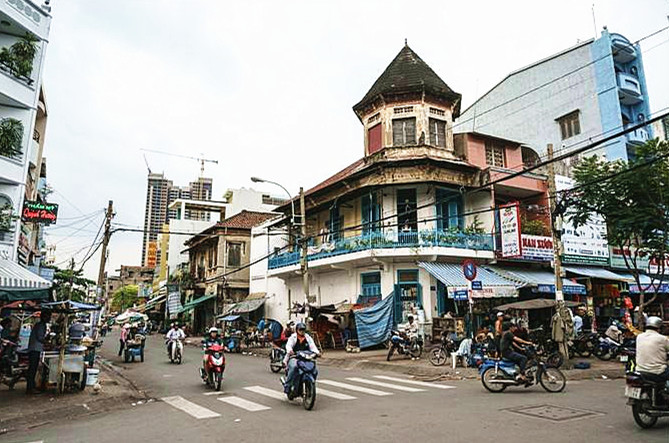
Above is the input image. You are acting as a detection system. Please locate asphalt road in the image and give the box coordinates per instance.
[4,332,668,443]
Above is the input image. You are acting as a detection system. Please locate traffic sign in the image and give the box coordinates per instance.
[462,260,477,281]
[471,280,482,290]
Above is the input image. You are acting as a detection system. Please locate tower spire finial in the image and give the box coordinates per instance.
[404,38,408,46]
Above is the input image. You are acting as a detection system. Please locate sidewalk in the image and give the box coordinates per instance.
[185,337,625,381]
[0,357,147,437]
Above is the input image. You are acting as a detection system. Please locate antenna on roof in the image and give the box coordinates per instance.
[591,3,598,39]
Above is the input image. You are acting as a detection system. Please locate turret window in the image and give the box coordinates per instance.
[392,118,416,146]
[429,118,447,147]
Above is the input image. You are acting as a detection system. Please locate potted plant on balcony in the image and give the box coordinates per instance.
[0,117,24,159]
[0,203,17,233]
[0,33,38,83]
[520,215,550,236]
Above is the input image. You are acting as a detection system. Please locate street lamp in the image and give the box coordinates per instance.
[250,176,296,225]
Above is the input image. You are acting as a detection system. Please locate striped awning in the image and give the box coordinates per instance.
[0,259,51,289]
[418,262,519,298]
[489,267,587,295]
[564,266,630,282]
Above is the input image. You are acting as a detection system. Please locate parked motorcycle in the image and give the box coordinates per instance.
[626,370,669,428]
[570,332,599,357]
[428,332,458,366]
[167,338,183,364]
[0,339,28,389]
[387,330,423,361]
[270,346,286,373]
[593,336,635,361]
[200,342,226,391]
[479,346,566,393]
[282,350,318,410]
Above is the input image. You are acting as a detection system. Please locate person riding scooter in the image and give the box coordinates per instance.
[282,322,320,393]
[500,321,534,382]
[201,327,226,378]
[165,323,186,359]
[636,316,669,382]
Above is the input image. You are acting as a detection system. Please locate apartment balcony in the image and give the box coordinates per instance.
[0,153,24,185]
[617,73,643,106]
[482,166,547,198]
[267,230,494,274]
[627,128,649,146]
[611,34,636,64]
[1,0,52,41]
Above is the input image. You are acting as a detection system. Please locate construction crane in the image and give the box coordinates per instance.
[140,148,219,177]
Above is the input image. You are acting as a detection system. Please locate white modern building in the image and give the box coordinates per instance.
[457,28,653,163]
[0,0,51,262]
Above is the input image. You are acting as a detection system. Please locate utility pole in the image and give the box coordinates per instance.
[299,187,309,308]
[546,144,570,366]
[98,200,114,312]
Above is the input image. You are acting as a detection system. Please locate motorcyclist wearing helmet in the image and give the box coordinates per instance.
[282,322,320,393]
[165,323,186,357]
[202,327,226,365]
[636,316,669,381]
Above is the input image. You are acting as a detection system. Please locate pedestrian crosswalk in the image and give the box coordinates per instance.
[160,376,455,419]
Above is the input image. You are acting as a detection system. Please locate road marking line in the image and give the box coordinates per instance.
[203,391,226,396]
[373,375,456,390]
[161,396,220,419]
[346,377,425,392]
[318,380,392,396]
[244,386,287,401]
[317,388,357,400]
[218,396,271,412]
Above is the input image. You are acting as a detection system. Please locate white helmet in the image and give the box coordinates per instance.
[208,327,218,334]
[646,316,663,330]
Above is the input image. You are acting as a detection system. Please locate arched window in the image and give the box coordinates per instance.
[521,146,541,169]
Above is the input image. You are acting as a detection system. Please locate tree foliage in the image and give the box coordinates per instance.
[566,139,669,319]
[50,263,96,303]
[111,285,139,312]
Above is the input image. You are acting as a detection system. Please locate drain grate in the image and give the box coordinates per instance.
[504,404,604,422]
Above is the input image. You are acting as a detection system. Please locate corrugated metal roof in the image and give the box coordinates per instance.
[0,259,51,289]
[488,267,586,294]
[418,262,518,287]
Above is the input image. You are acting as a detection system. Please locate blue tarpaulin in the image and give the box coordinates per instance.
[354,293,394,349]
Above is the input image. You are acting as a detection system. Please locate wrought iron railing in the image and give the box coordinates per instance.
[268,229,494,269]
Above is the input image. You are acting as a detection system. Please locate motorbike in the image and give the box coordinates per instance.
[200,342,226,391]
[0,339,29,389]
[167,338,183,364]
[570,332,599,357]
[625,370,669,428]
[123,333,145,363]
[593,335,635,361]
[387,330,423,361]
[270,346,286,373]
[282,350,318,410]
[225,332,243,354]
[479,346,567,393]
[428,331,458,366]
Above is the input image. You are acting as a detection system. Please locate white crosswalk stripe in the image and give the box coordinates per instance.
[161,396,221,419]
[218,396,271,412]
[346,377,425,392]
[317,388,357,400]
[373,375,456,390]
[244,385,287,401]
[318,379,393,396]
[203,391,226,396]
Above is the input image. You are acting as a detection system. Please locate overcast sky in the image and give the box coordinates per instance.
[40,0,669,279]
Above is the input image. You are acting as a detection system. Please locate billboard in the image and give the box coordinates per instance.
[520,235,553,261]
[146,241,157,268]
[499,203,522,258]
[556,175,609,265]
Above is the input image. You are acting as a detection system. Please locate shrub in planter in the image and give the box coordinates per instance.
[0,117,24,158]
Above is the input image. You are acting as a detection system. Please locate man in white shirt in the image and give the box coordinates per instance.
[403,315,419,338]
[636,316,669,380]
[165,323,186,357]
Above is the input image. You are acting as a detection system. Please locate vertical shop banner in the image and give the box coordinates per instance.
[167,284,182,318]
[556,175,609,265]
[146,241,158,268]
[500,203,522,258]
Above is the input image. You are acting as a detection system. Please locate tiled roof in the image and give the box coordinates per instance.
[354,44,461,116]
[217,211,277,229]
[304,157,367,196]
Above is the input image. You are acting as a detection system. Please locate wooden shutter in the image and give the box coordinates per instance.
[368,123,382,154]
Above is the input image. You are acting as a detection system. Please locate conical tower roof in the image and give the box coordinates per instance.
[353,44,461,117]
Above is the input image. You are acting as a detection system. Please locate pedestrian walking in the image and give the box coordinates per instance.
[26,310,51,394]
[118,323,129,356]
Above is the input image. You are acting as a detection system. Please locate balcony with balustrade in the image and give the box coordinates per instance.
[611,33,636,64]
[617,73,643,106]
[267,229,494,276]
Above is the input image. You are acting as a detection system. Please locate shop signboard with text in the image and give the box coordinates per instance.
[520,235,553,261]
[499,203,522,258]
[556,175,609,265]
[21,201,58,224]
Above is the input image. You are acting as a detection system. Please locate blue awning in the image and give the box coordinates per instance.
[218,315,240,322]
[418,262,519,298]
[564,266,630,282]
[489,267,587,296]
